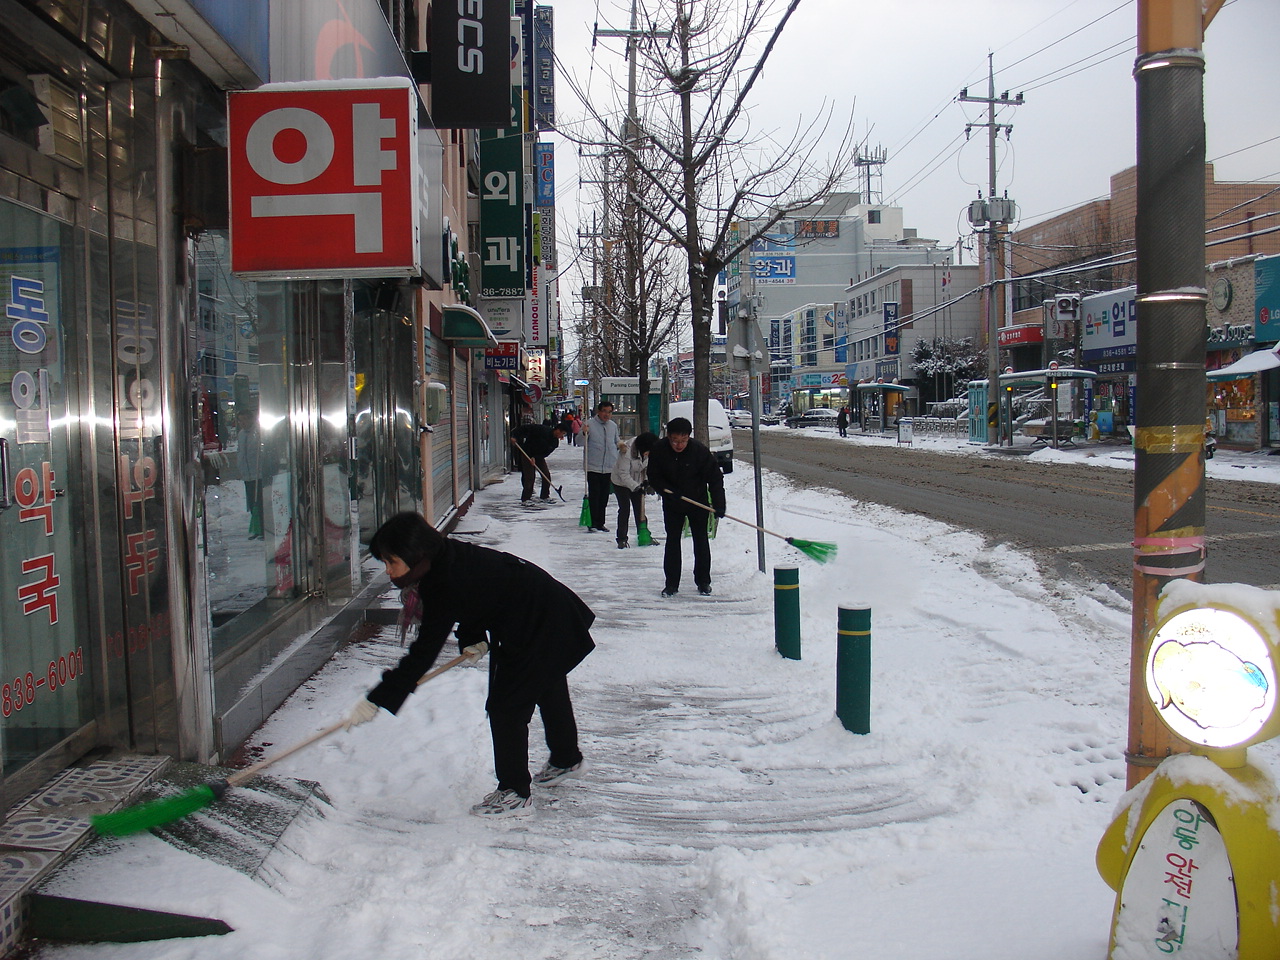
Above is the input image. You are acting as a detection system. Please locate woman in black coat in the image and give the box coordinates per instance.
[344,512,595,818]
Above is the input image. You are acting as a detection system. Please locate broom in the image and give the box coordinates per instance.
[92,651,477,837]
[511,439,565,501]
[662,490,838,564]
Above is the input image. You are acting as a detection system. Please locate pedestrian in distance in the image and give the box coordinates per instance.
[511,420,567,503]
[235,409,264,540]
[645,417,726,597]
[344,512,595,818]
[610,432,658,548]
[836,406,849,438]
[583,400,620,533]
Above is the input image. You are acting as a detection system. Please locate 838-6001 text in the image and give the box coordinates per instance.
[2,647,84,717]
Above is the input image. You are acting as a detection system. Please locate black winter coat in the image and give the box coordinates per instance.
[367,539,595,714]
[511,423,560,460]
[646,436,726,516]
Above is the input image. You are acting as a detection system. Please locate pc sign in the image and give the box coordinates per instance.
[229,79,421,279]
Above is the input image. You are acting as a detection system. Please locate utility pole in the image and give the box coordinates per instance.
[1124,0,1225,789]
[961,56,1022,446]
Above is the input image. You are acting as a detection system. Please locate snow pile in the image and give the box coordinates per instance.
[40,444,1279,960]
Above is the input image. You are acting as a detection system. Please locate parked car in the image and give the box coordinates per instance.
[667,399,733,473]
[728,408,753,428]
[785,407,840,429]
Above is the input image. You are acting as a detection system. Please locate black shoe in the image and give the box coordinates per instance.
[617,538,629,549]
[661,586,678,598]
[597,526,609,533]
[698,585,712,596]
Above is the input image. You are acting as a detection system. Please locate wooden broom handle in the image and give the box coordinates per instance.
[227,652,474,787]
[664,490,790,543]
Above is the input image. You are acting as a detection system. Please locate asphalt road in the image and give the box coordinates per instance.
[735,428,1280,603]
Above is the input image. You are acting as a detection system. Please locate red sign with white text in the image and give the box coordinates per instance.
[228,80,420,279]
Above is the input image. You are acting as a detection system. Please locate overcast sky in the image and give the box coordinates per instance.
[545,0,1280,302]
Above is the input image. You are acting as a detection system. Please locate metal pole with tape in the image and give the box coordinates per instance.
[837,604,871,734]
[773,565,801,660]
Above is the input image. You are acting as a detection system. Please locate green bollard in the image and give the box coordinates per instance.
[836,604,871,734]
[774,565,801,660]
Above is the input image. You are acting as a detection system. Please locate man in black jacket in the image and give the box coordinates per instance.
[645,417,726,597]
[510,420,566,503]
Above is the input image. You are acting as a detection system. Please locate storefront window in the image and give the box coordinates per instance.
[1208,377,1257,446]
[195,233,303,658]
[0,198,94,778]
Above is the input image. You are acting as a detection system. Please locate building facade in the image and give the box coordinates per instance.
[0,0,552,850]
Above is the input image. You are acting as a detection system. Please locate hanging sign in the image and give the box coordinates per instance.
[228,78,421,279]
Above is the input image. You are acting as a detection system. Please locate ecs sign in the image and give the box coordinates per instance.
[228,79,421,279]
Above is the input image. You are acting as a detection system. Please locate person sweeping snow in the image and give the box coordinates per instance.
[344,512,595,818]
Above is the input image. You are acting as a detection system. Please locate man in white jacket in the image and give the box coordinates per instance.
[583,401,620,532]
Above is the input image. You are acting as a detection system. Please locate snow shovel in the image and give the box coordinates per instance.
[661,490,838,564]
[92,651,479,837]
[511,439,565,501]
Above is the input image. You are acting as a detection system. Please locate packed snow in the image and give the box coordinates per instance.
[38,429,1280,960]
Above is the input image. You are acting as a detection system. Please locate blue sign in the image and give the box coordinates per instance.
[535,142,555,207]
[752,256,796,284]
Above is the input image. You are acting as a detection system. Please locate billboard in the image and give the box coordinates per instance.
[228,79,421,279]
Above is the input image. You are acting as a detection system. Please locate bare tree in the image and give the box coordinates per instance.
[572,149,687,431]
[617,0,857,443]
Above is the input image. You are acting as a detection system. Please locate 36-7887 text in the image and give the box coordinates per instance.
[2,647,84,717]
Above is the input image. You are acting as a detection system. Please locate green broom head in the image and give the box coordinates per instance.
[637,522,654,547]
[579,495,592,527]
[91,781,225,837]
[787,537,838,564]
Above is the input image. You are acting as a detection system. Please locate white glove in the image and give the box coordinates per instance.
[463,640,489,661]
[344,696,380,731]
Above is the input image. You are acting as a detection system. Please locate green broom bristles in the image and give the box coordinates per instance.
[578,495,592,527]
[91,782,223,837]
[786,537,838,564]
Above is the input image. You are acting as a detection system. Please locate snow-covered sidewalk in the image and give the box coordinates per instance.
[40,444,1279,960]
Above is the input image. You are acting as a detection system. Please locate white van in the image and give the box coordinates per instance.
[666,399,734,473]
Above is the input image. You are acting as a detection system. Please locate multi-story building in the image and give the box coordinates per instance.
[0,1,554,944]
[727,194,957,413]
[1005,164,1280,446]
[843,263,983,419]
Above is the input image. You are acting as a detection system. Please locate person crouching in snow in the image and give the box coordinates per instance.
[344,511,595,818]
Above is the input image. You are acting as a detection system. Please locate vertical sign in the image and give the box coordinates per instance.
[533,6,555,130]
[430,0,511,128]
[883,301,900,355]
[479,134,526,298]
[535,141,556,270]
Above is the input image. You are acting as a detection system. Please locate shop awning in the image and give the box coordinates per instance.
[441,304,498,348]
[1207,344,1280,381]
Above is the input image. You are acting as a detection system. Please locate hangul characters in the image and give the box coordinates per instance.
[1172,806,1206,851]
[18,554,59,624]
[120,454,157,519]
[1155,898,1187,953]
[123,530,159,595]
[13,461,56,535]
[1163,852,1199,900]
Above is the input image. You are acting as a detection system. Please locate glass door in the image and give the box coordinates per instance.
[0,197,95,797]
